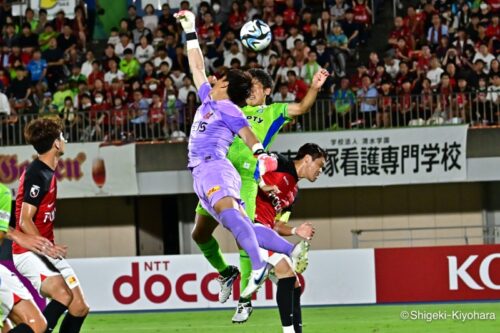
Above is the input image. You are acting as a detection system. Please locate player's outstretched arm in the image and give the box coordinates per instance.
[174,10,208,90]
[287,69,330,117]
[275,221,315,241]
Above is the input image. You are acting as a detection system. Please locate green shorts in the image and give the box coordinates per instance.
[195,176,258,221]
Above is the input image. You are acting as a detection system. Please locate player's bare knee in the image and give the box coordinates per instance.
[191,226,208,243]
[274,259,295,278]
[54,285,73,306]
[70,298,90,317]
[31,317,48,333]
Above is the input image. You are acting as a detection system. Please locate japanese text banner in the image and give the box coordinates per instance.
[271,126,468,187]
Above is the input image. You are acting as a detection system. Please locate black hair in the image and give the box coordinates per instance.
[286,70,297,77]
[230,58,241,66]
[294,143,327,161]
[225,69,252,107]
[248,68,274,89]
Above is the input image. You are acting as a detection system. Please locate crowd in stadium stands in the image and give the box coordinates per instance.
[331,0,500,129]
[0,1,499,144]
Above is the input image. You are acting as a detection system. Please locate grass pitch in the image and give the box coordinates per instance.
[79,302,499,333]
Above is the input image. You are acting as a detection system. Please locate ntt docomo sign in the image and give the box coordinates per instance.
[375,245,500,302]
[62,246,499,312]
[111,261,304,304]
[67,251,374,312]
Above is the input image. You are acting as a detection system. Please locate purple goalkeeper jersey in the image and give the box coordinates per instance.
[188,82,250,168]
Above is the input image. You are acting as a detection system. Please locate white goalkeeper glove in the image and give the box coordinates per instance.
[174,10,196,34]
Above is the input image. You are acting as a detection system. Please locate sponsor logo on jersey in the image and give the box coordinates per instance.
[0,211,11,221]
[203,111,214,119]
[66,276,77,286]
[246,116,264,124]
[206,186,221,198]
[43,209,56,223]
[30,185,40,198]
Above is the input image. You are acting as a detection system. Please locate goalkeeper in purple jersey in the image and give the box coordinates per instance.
[175,10,309,298]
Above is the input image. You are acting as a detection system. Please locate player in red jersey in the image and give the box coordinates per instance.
[13,118,89,333]
[254,143,326,333]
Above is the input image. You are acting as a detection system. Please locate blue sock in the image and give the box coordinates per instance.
[218,208,266,270]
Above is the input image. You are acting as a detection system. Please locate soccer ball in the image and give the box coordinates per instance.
[240,20,272,52]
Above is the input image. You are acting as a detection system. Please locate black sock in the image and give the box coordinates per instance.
[59,313,87,333]
[220,266,234,278]
[277,277,296,327]
[238,296,252,304]
[9,324,34,333]
[293,286,303,333]
[43,300,68,332]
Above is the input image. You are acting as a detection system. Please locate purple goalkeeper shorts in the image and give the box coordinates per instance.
[191,158,242,218]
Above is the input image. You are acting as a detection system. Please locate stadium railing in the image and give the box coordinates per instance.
[1,92,499,146]
[350,224,500,248]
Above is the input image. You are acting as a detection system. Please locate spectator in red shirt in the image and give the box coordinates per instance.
[149,91,165,138]
[111,96,129,137]
[415,44,432,72]
[107,78,126,104]
[366,52,380,77]
[352,0,372,29]
[388,16,413,51]
[287,70,309,101]
[404,5,424,43]
[228,1,245,32]
[52,10,69,33]
[89,91,110,131]
[395,37,412,62]
[87,60,104,90]
[283,0,299,28]
[350,65,368,92]
[198,12,221,40]
[486,14,500,39]
[300,8,314,35]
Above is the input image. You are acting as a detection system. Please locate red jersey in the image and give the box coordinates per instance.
[272,25,287,41]
[353,4,371,25]
[288,79,308,101]
[255,155,298,229]
[14,159,57,254]
[283,8,298,27]
[149,104,165,123]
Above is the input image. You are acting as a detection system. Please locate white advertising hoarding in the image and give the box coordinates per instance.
[0,143,138,198]
[12,0,77,19]
[271,126,468,188]
[68,250,376,312]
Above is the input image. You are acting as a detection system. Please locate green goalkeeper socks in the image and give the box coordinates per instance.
[239,249,252,302]
[197,236,230,275]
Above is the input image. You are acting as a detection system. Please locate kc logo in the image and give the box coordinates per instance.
[448,254,500,290]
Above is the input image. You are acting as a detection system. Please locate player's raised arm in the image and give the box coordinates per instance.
[174,10,208,90]
[287,69,330,117]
